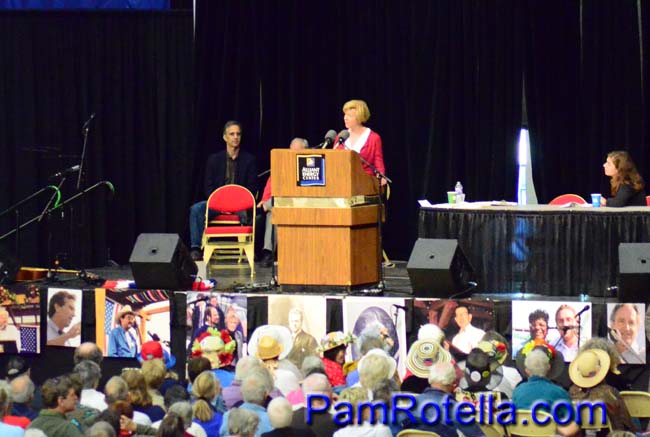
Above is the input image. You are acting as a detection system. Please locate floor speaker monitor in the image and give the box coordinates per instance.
[129,233,197,290]
[618,243,650,302]
[407,238,474,297]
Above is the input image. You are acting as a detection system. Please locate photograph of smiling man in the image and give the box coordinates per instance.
[46,288,82,348]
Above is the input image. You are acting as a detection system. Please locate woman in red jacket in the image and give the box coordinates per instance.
[335,99,387,186]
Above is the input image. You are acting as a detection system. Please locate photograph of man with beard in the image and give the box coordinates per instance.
[46,289,82,347]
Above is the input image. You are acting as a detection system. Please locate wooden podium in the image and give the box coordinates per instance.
[271,149,381,288]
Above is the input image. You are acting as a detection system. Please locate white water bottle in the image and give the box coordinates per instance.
[455,181,464,203]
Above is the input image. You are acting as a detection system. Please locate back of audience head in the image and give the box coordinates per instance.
[122,368,152,407]
[234,355,262,381]
[302,373,332,397]
[168,401,192,430]
[163,384,190,410]
[359,352,392,391]
[301,355,326,378]
[5,356,29,380]
[24,430,47,437]
[88,420,116,437]
[104,376,128,404]
[372,379,393,404]
[524,349,550,377]
[266,397,292,429]
[142,358,166,390]
[241,370,270,406]
[157,412,185,437]
[228,407,260,437]
[74,342,103,365]
[10,374,34,404]
[428,361,456,389]
[338,387,368,423]
[0,379,12,416]
[74,360,101,390]
[110,399,134,419]
[187,357,211,384]
[191,371,219,422]
[96,408,121,435]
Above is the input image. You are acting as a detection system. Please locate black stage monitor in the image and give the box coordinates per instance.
[407,238,474,297]
[129,233,197,290]
[618,243,650,302]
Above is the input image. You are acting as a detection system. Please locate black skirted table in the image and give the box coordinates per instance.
[418,203,650,296]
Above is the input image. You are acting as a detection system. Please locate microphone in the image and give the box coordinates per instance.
[575,305,590,318]
[315,130,337,149]
[49,165,80,180]
[559,325,579,332]
[336,129,350,145]
[392,304,408,312]
[148,331,161,342]
[82,112,96,131]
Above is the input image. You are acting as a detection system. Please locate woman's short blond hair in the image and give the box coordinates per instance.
[141,359,166,389]
[342,100,371,124]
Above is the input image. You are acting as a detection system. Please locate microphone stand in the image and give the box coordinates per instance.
[339,142,391,291]
[0,185,61,259]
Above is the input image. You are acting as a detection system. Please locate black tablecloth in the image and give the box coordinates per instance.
[418,205,650,296]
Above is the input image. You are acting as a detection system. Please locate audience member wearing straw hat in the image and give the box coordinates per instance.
[249,325,301,381]
[568,349,636,434]
[401,336,452,393]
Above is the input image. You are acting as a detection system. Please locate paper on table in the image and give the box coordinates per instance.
[418,199,435,208]
[559,202,593,208]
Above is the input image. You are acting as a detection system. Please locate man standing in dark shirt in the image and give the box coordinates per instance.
[189,120,257,260]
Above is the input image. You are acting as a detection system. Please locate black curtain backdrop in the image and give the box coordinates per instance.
[195,0,524,259]
[0,10,194,267]
[525,0,647,203]
[3,1,650,268]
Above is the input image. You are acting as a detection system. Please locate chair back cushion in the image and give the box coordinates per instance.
[207,184,254,213]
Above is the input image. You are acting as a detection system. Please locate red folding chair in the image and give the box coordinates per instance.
[549,194,587,205]
[201,185,256,277]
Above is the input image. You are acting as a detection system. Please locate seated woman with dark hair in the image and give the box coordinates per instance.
[601,150,646,207]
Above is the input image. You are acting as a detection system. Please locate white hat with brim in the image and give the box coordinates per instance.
[248,325,293,361]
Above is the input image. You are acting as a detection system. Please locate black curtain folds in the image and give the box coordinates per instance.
[3,1,650,267]
[196,0,524,259]
[525,0,646,203]
[0,11,194,266]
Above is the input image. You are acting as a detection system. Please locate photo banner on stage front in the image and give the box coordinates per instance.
[186,292,248,364]
[267,295,327,369]
[46,288,82,348]
[96,288,171,358]
[607,303,645,365]
[343,296,407,378]
[0,283,41,353]
[512,300,593,362]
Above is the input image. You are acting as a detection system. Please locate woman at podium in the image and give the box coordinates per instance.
[601,150,646,207]
[334,99,387,186]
